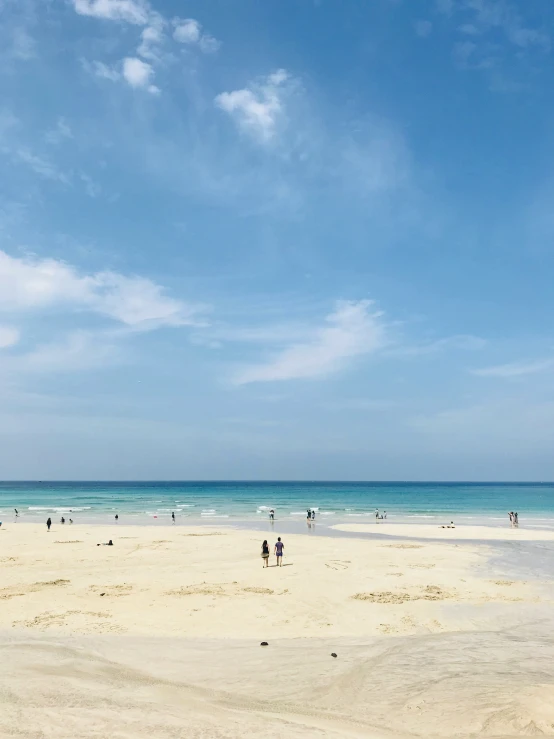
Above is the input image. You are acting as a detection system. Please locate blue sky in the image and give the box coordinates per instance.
[1,0,554,480]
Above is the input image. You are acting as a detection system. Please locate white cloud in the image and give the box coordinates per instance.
[215,70,290,143]
[88,60,121,81]
[72,0,150,25]
[138,22,164,60]
[0,326,19,348]
[173,18,201,43]
[0,250,203,329]
[122,56,158,93]
[198,34,220,54]
[233,300,386,384]
[471,359,554,378]
[172,17,220,52]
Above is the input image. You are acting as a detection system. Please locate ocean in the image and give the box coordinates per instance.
[1,481,554,529]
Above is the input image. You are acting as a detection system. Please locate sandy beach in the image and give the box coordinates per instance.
[2,522,554,737]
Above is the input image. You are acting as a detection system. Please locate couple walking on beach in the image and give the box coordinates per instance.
[261,537,284,567]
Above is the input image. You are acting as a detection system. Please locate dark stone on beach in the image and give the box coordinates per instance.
[331,653,337,658]
[260,641,268,646]
[100,593,106,596]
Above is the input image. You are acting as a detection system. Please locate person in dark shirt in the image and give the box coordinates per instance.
[274,537,284,566]
[261,540,269,567]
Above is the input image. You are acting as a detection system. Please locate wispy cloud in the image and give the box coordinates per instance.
[471,359,554,378]
[13,148,70,184]
[72,0,150,25]
[414,20,433,38]
[233,300,386,384]
[437,0,550,85]
[45,118,73,145]
[0,326,20,349]
[172,17,220,53]
[392,334,486,357]
[73,0,218,93]
[0,250,205,329]
[215,70,292,143]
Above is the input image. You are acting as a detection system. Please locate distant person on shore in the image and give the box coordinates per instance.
[275,537,284,566]
[383,511,387,519]
[269,509,275,521]
[311,509,315,520]
[514,512,519,527]
[261,539,270,567]
[69,518,73,524]
[115,514,119,523]
[307,509,311,521]
[172,512,175,524]
[14,509,19,518]
[508,511,514,526]
[375,509,379,521]
[46,517,51,531]
[60,516,65,524]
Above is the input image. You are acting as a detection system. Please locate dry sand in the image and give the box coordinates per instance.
[1,522,554,737]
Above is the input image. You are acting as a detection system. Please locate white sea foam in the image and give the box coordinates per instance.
[28,506,91,512]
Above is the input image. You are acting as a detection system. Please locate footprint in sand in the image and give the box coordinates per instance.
[89,584,133,597]
[1,580,69,601]
[325,560,350,570]
[352,586,454,603]
[13,609,112,631]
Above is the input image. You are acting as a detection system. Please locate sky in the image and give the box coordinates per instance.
[1,0,554,480]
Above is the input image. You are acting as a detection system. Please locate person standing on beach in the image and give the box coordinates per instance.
[115,514,119,523]
[508,511,514,526]
[514,512,519,527]
[172,512,175,524]
[46,517,51,531]
[275,537,284,566]
[14,509,19,518]
[269,509,275,521]
[261,540,270,567]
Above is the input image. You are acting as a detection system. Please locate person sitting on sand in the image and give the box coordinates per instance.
[440,521,456,529]
[261,539,270,567]
[275,537,284,566]
[97,540,113,546]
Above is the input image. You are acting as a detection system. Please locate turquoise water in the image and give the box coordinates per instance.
[1,481,554,528]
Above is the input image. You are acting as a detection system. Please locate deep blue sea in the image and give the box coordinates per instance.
[1,481,554,529]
